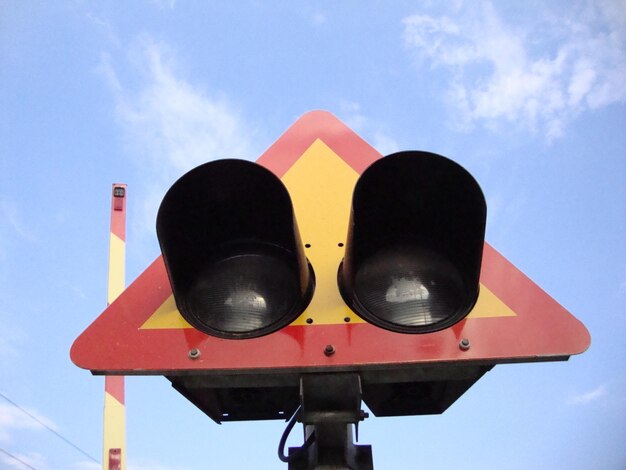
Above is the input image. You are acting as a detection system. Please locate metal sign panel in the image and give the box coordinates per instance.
[71,111,590,375]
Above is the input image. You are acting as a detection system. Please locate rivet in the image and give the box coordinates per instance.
[459,338,470,351]
[188,348,201,359]
[324,344,336,356]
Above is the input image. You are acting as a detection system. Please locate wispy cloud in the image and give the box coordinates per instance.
[85,12,120,48]
[403,0,626,140]
[0,403,57,442]
[73,462,100,470]
[338,101,400,155]
[128,459,187,470]
[0,450,47,470]
[0,323,26,360]
[98,36,256,237]
[311,12,327,26]
[102,37,254,178]
[0,200,38,258]
[148,0,177,9]
[567,384,608,405]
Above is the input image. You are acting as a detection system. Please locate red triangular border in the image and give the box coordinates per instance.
[71,111,590,374]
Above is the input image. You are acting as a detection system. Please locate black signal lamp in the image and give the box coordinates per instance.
[156,159,314,339]
[339,151,486,334]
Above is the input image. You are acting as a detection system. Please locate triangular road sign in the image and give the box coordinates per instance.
[71,111,590,375]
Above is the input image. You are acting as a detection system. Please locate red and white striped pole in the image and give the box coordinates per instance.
[103,184,127,470]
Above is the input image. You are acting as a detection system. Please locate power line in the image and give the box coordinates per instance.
[0,391,99,464]
[0,447,37,470]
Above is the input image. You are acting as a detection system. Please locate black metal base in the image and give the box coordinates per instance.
[288,440,373,470]
[285,374,373,469]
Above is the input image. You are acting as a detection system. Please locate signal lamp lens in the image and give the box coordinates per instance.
[182,250,312,338]
[350,246,474,332]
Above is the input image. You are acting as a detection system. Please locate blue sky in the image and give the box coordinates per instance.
[1,1,625,469]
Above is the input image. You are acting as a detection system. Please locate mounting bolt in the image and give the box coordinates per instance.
[324,344,336,356]
[188,348,201,360]
[459,338,471,351]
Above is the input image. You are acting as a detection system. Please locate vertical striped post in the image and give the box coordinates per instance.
[103,184,127,470]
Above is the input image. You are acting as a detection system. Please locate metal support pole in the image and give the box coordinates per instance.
[103,184,127,470]
[288,374,373,470]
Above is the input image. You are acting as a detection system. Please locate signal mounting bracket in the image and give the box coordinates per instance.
[288,373,373,469]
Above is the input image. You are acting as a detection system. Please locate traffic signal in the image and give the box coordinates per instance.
[339,151,486,334]
[154,151,489,423]
[156,159,314,339]
[157,152,485,342]
[157,152,486,339]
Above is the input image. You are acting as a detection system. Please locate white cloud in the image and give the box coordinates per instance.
[0,200,38,258]
[0,323,26,360]
[403,0,626,140]
[0,450,47,470]
[371,130,401,156]
[72,461,101,470]
[0,403,57,442]
[109,37,254,176]
[128,459,185,470]
[99,36,255,236]
[338,101,399,155]
[311,12,327,25]
[2,200,33,239]
[567,384,608,405]
[85,12,120,48]
[143,0,176,9]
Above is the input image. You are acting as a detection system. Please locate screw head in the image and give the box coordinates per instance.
[324,344,336,356]
[459,338,470,351]
[188,348,201,359]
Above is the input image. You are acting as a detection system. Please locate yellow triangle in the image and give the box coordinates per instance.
[140,294,192,329]
[282,139,364,325]
[468,283,516,318]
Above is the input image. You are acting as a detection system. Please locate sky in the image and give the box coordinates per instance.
[1,0,625,469]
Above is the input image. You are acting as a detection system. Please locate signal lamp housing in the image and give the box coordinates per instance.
[156,159,314,339]
[339,151,486,334]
